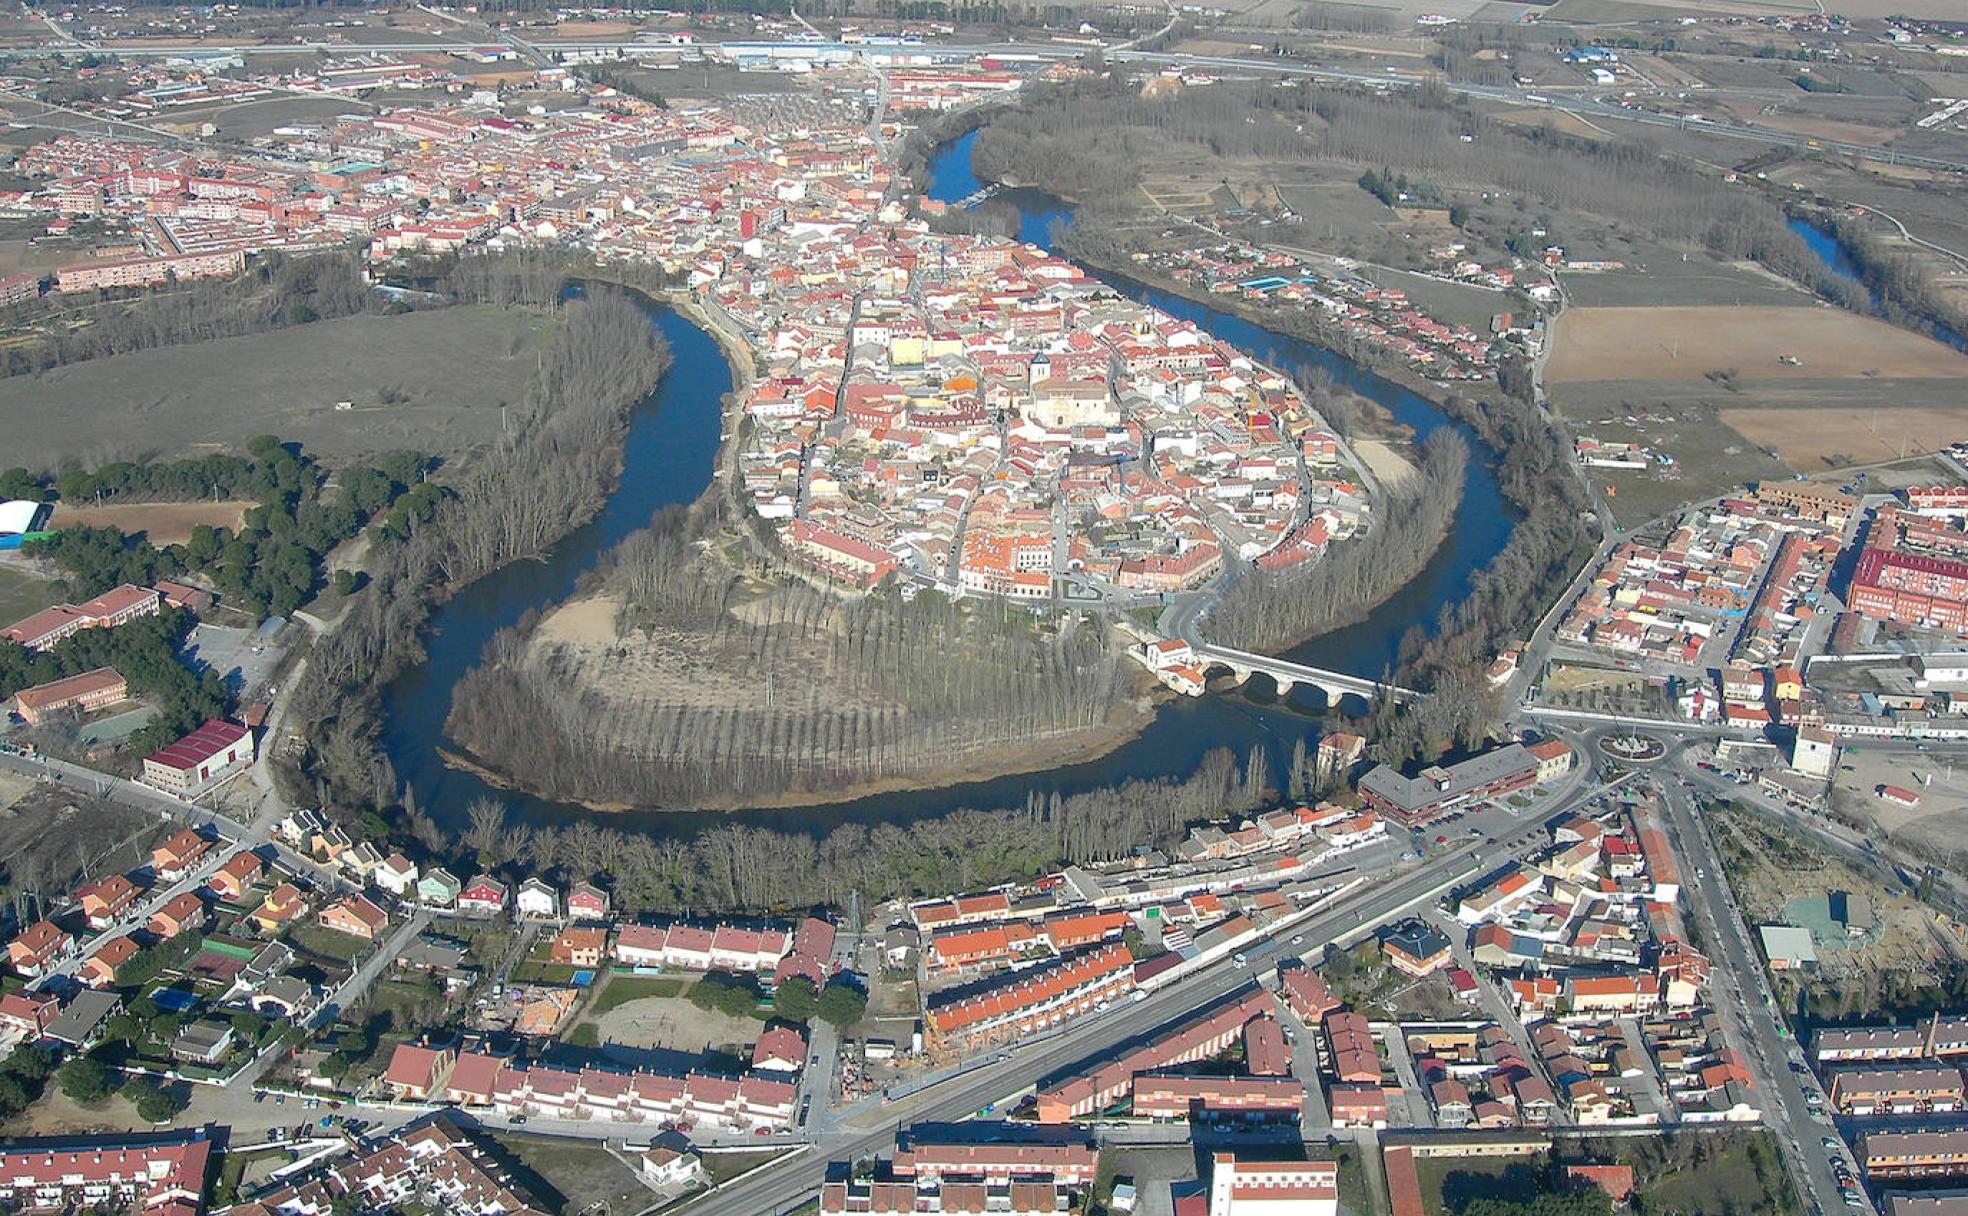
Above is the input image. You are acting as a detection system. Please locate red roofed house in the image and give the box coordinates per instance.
[148,891,207,940]
[207,850,266,901]
[250,883,307,934]
[1,583,159,651]
[80,934,140,989]
[151,829,211,881]
[0,991,57,1037]
[7,920,73,977]
[383,1042,457,1099]
[140,718,254,795]
[319,894,390,940]
[752,1023,807,1073]
[1329,1082,1390,1129]
[551,926,608,969]
[78,873,140,929]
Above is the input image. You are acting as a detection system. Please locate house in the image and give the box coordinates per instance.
[383,1042,458,1100]
[0,1133,207,1215]
[77,873,140,929]
[375,852,419,897]
[140,718,255,795]
[551,926,608,969]
[252,975,316,1020]
[342,840,385,881]
[151,829,211,880]
[171,1019,235,1065]
[1381,920,1452,977]
[752,1023,807,1073]
[568,882,610,922]
[44,989,120,1048]
[249,882,307,934]
[79,935,140,989]
[320,894,390,941]
[208,850,267,901]
[148,891,207,940]
[641,1145,708,1191]
[418,867,462,908]
[458,874,508,916]
[0,992,57,1037]
[7,920,73,977]
[516,877,559,920]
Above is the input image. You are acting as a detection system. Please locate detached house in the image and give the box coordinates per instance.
[249,883,307,935]
[148,891,207,940]
[320,894,390,941]
[568,882,610,922]
[374,853,419,898]
[550,927,607,969]
[418,867,462,908]
[80,935,140,989]
[208,850,267,902]
[458,875,508,916]
[515,878,559,921]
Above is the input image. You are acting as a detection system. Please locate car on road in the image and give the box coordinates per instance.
[1823,1138,1843,1151]
[1291,935,1303,944]
[1232,953,1249,968]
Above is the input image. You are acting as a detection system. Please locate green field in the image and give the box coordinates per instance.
[491,1132,650,1215]
[0,565,60,626]
[586,973,687,1018]
[1416,1155,1546,1215]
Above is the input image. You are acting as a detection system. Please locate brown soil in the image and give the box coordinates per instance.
[55,500,254,545]
[1548,305,1968,384]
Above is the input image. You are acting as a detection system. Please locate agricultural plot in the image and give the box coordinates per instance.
[1548,305,1968,384]
[0,306,553,467]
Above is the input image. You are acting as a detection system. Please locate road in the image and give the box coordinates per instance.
[1654,757,1864,1214]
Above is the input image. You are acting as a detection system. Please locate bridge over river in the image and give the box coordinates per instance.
[1190,643,1417,707]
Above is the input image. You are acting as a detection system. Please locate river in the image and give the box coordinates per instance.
[379,131,1513,836]
[1787,215,1967,354]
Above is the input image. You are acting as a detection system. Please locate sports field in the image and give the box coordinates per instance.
[54,501,254,546]
[1547,305,1968,383]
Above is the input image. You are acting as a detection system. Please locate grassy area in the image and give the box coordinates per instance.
[287,923,370,965]
[213,1146,293,1208]
[586,973,686,1018]
[703,1148,789,1186]
[1414,1155,1546,1215]
[0,565,59,626]
[510,958,579,985]
[491,1132,650,1216]
[1633,1137,1797,1216]
[0,305,553,468]
[1331,1144,1380,1216]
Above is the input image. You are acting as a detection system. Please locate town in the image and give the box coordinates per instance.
[0,0,1964,1213]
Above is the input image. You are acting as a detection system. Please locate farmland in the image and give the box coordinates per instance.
[1546,305,1968,384]
[0,305,554,468]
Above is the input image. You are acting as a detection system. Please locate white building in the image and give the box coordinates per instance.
[1207,1154,1338,1216]
[1791,724,1838,781]
[374,853,419,898]
[515,878,559,920]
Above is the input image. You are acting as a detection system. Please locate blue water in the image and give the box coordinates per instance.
[381,136,1514,836]
[1788,215,1967,353]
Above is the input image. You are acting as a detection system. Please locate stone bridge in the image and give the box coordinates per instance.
[1192,643,1417,706]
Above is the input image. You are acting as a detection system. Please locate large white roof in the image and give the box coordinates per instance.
[0,500,43,536]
